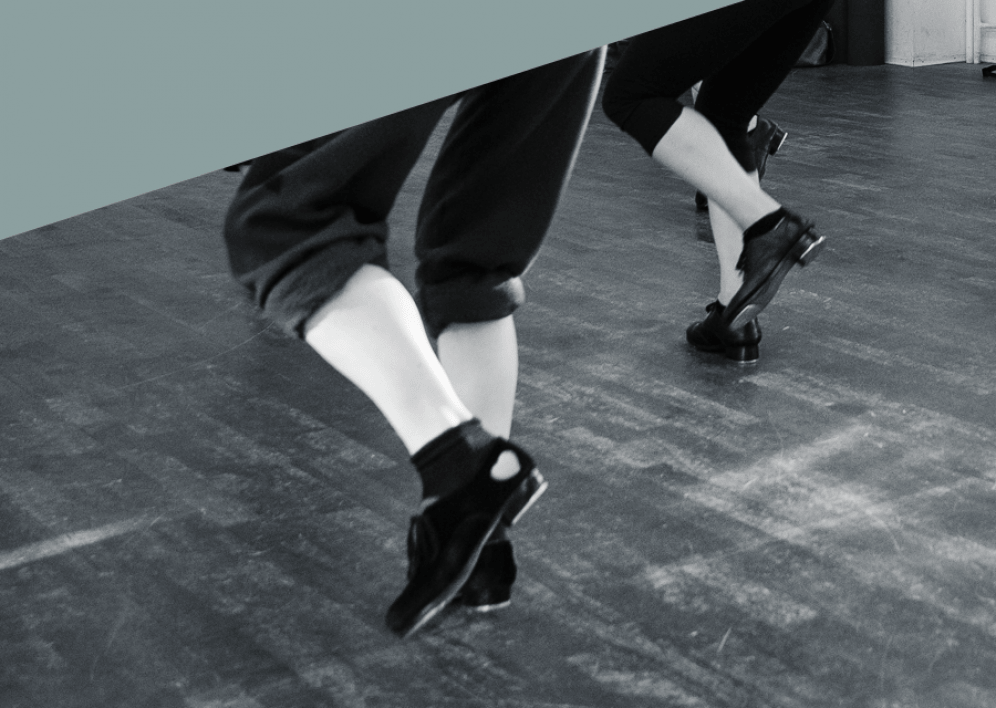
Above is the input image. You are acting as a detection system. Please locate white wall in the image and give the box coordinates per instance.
[885,0,966,66]
[982,0,996,61]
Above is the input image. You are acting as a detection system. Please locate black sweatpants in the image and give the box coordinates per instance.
[602,0,834,171]
[223,48,605,339]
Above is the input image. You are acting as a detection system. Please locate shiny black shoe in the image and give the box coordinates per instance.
[405,521,517,613]
[454,533,516,612]
[724,210,825,330]
[686,301,762,363]
[385,441,546,638]
[750,118,787,181]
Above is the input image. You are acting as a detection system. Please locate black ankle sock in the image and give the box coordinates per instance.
[411,419,496,501]
[743,207,788,243]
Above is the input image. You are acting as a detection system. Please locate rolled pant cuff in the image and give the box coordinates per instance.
[263,240,389,338]
[418,275,526,339]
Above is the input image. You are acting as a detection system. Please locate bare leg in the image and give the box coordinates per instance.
[303,264,473,455]
[710,170,761,305]
[651,107,780,229]
[437,315,518,439]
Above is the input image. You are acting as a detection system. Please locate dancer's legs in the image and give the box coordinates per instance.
[602,0,832,335]
[691,0,835,226]
[687,89,766,305]
[650,108,779,230]
[304,264,473,454]
[683,8,822,306]
[603,0,833,227]
[401,49,605,615]
[306,287,521,458]
[709,173,759,306]
[692,0,834,323]
[224,97,489,456]
[222,99,541,638]
[417,48,606,440]
[225,48,604,635]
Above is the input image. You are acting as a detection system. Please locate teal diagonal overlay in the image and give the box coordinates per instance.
[1,1,738,241]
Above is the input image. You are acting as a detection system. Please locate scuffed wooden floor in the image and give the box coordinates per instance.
[1,62,995,708]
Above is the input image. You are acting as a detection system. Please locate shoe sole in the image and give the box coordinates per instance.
[465,598,512,613]
[688,338,760,364]
[397,469,547,638]
[724,344,760,363]
[457,475,549,613]
[687,316,761,364]
[727,231,825,331]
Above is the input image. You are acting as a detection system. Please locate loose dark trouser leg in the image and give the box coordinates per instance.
[223,47,605,339]
[222,99,452,337]
[415,47,605,336]
[601,0,834,170]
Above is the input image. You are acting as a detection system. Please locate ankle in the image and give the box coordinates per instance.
[743,207,788,243]
[411,419,498,500]
[715,293,734,308]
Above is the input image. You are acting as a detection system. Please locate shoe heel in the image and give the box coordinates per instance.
[768,127,788,156]
[725,344,759,363]
[792,230,825,266]
[502,470,547,526]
